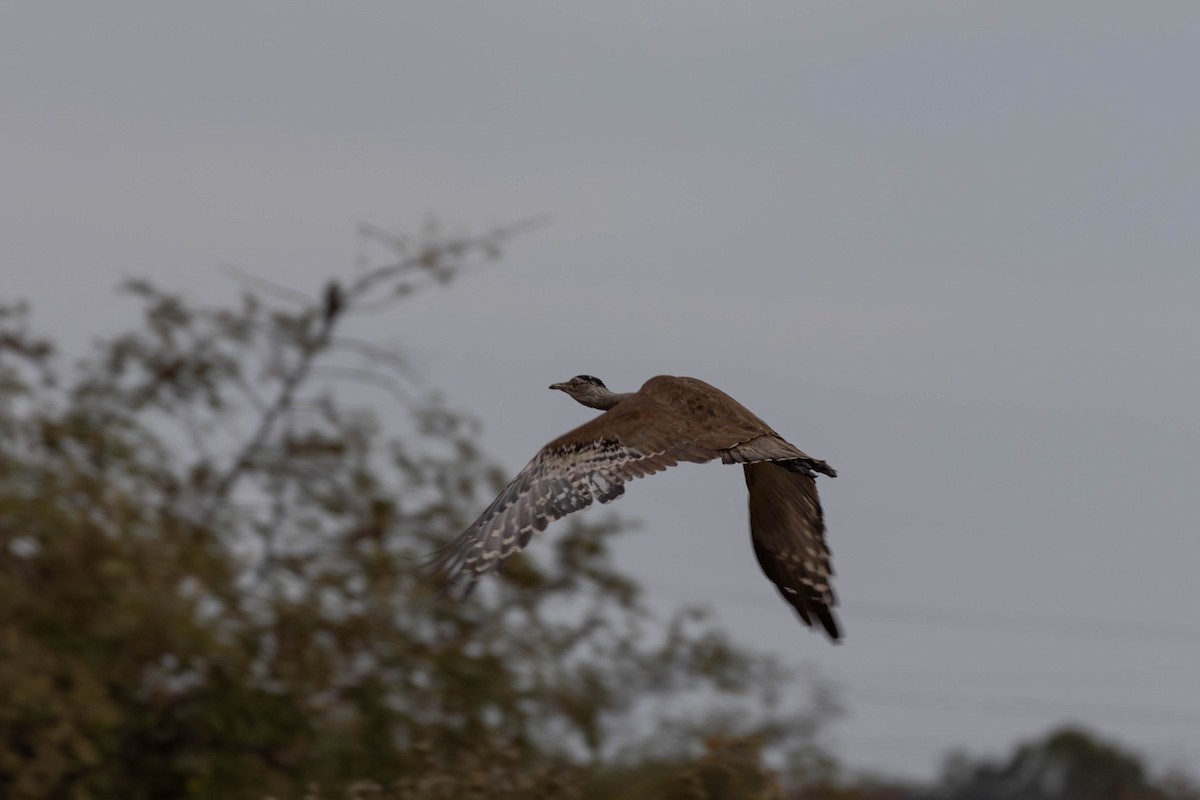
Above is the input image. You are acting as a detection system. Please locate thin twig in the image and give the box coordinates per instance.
[310,365,412,405]
[219,263,312,306]
[199,314,333,526]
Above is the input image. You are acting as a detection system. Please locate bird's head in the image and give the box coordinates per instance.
[549,375,623,410]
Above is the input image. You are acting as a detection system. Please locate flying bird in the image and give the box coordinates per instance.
[436,375,841,640]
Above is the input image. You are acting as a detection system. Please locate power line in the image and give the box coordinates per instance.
[840,663,1200,689]
[844,600,1200,645]
[846,683,1200,728]
[676,579,1200,645]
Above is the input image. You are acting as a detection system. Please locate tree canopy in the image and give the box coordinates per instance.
[921,727,1195,800]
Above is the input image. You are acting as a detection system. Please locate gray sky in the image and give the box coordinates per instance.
[4,1,1199,780]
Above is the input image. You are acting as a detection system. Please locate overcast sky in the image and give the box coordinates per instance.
[4,1,1199,780]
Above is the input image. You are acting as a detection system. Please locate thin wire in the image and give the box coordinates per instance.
[694,581,1200,645]
[845,599,1200,645]
[847,683,1200,728]
[839,662,1200,689]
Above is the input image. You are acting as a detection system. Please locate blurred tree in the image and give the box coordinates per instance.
[919,726,1194,800]
[0,223,836,800]
[778,726,1199,800]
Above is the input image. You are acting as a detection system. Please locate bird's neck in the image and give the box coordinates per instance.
[581,389,632,411]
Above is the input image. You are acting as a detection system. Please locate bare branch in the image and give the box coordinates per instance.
[310,365,412,405]
[219,262,312,307]
[326,335,419,380]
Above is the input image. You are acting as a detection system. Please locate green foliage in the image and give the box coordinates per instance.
[0,224,833,799]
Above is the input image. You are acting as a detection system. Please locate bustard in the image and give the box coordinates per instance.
[436,375,841,640]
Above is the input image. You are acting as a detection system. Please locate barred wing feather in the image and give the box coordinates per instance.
[436,433,708,599]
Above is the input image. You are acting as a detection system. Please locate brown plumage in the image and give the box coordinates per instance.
[435,374,841,640]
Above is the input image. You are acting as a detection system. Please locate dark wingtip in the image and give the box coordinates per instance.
[421,537,477,602]
[438,576,477,603]
[818,610,842,642]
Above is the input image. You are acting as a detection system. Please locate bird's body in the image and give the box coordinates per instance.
[436,375,841,640]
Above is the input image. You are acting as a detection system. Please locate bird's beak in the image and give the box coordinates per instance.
[549,382,568,391]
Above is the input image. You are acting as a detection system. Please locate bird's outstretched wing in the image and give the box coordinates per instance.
[432,399,718,599]
[744,462,840,640]
[434,434,708,599]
